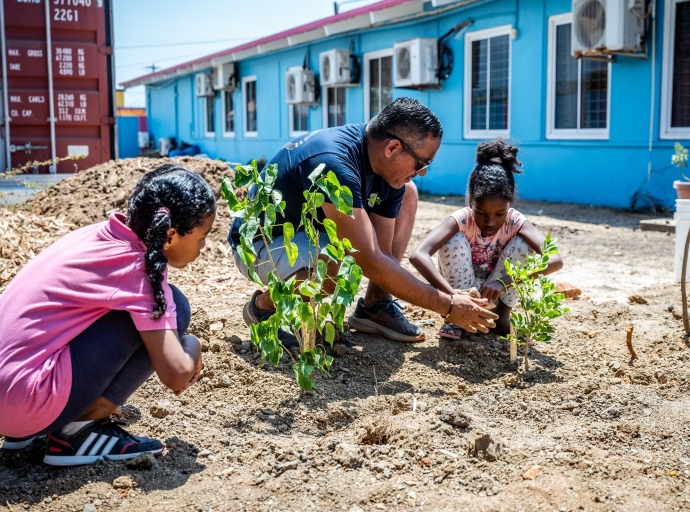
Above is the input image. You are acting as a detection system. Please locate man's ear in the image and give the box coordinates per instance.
[384,139,399,159]
[163,228,177,250]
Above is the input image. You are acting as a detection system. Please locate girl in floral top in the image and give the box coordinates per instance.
[410,139,563,339]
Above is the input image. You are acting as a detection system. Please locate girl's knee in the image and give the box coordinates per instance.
[169,285,191,335]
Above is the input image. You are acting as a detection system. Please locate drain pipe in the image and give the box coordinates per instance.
[647,0,656,182]
[0,0,11,172]
[44,0,57,173]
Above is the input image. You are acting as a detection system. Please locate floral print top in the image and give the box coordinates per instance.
[449,207,526,279]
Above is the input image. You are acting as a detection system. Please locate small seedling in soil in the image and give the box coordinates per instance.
[221,161,363,390]
[501,234,569,370]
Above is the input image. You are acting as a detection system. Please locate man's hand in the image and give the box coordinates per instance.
[479,280,506,301]
[447,294,499,333]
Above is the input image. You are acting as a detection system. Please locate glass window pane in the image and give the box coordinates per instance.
[369,58,380,119]
[471,39,487,131]
[206,96,214,133]
[336,88,346,126]
[554,23,577,129]
[224,91,234,133]
[327,87,346,127]
[672,0,690,127]
[246,80,257,132]
[292,105,308,132]
[489,34,509,130]
[580,60,608,129]
[381,56,393,111]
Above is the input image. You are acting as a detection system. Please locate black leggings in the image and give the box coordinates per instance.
[31,285,190,437]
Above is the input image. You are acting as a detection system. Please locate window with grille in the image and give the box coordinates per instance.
[547,14,610,139]
[222,90,234,136]
[290,104,309,137]
[365,50,393,120]
[464,26,511,138]
[662,0,690,138]
[324,87,346,128]
[242,76,257,136]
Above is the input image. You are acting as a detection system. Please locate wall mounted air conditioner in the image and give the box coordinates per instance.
[285,67,316,104]
[213,62,238,90]
[571,0,647,58]
[394,38,439,88]
[195,73,214,97]
[319,49,351,86]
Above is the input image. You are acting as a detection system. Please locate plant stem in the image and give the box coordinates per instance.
[523,337,529,371]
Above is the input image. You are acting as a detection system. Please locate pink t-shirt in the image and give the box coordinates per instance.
[450,207,526,275]
[0,212,177,437]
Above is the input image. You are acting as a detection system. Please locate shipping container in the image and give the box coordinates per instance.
[0,0,115,173]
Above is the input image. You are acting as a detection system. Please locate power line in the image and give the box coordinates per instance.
[115,37,253,50]
[117,50,219,71]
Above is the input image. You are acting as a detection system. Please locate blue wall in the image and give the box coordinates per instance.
[145,0,679,210]
[117,116,141,159]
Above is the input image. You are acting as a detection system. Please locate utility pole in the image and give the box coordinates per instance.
[144,63,160,74]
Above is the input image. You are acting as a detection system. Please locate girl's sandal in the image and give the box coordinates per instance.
[438,323,464,340]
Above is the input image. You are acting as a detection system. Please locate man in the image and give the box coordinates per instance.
[229,98,497,344]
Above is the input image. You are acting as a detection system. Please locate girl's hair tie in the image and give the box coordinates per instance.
[490,157,503,164]
[157,207,171,215]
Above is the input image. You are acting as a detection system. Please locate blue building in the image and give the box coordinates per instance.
[121,0,690,210]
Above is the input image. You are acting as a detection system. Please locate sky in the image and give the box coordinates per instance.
[113,0,382,107]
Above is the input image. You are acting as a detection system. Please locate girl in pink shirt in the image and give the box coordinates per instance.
[411,139,563,339]
[0,164,216,466]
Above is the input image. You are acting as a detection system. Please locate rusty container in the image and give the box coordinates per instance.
[0,0,115,173]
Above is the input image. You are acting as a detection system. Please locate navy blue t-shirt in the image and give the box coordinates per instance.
[229,123,405,246]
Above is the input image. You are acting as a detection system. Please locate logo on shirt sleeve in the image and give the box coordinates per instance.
[367,192,382,208]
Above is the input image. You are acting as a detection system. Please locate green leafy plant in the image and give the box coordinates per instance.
[220,161,363,390]
[501,234,569,370]
[673,142,689,180]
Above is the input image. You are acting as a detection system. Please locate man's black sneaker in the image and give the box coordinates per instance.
[1,435,42,450]
[347,298,425,343]
[243,291,299,348]
[43,419,163,466]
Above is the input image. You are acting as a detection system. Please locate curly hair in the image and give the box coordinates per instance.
[126,164,216,320]
[467,138,523,205]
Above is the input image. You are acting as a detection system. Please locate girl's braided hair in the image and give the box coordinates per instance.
[467,138,523,205]
[126,164,216,320]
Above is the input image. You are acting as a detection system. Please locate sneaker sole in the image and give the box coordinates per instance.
[347,316,425,343]
[43,446,163,467]
[1,436,41,450]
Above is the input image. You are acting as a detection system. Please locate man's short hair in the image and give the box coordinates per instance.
[368,97,443,148]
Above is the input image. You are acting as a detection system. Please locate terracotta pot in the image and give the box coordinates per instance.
[674,180,690,199]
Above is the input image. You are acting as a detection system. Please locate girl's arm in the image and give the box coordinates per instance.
[140,330,202,394]
[409,216,461,295]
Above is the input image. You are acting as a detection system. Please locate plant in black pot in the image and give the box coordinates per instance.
[673,143,690,199]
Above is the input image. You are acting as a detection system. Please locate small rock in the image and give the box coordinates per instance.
[406,491,417,500]
[275,460,299,473]
[216,375,232,388]
[198,449,213,457]
[503,374,519,388]
[349,507,365,512]
[149,400,173,419]
[83,505,96,512]
[628,295,649,305]
[332,443,363,468]
[199,337,210,351]
[522,465,542,480]
[474,433,502,462]
[332,345,348,357]
[609,361,621,371]
[112,475,138,489]
[439,409,471,427]
[209,340,223,353]
[125,452,157,470]
[241,340,252,352]
[555,282,582,299]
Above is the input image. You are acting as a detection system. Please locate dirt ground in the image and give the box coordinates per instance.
[1,158,689,512]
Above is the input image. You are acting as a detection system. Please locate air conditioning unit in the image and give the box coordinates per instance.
[213,62,238,90]
[285,67,316,104]
[394,38,438,88]
[319,49,350,86]
[195,73,214,97]
[572,0,646,57]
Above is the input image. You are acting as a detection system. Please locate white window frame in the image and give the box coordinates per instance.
[464,24,512,139]
[288,104,309,138]
[364,48,394,121]
[203,95,215,138]
[221,89,235,138]
[322,86,347,128]
[242,75,258,138]
[661,0,690,139]
[546,13,611,140]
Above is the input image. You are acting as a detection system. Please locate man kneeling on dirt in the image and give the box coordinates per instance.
[228,97,497,345]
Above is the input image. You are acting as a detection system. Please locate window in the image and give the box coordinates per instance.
[242,75,257,137]
[323,87,346,128]
[546,13,610,139]
[203,96,215,137]
[289,104,309,137]
[662,0,690,138]
[364,49,393,120]
[222,90,235,137]
[464,25,512,138]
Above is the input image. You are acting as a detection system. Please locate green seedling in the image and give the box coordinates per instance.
[501,234,569,370]
[221,161,363,390]
[673,142,689,180]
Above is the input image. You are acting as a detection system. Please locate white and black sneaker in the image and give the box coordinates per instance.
[43,419,163,466]
[1,436,42,450]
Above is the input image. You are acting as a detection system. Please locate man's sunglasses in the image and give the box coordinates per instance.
[386,132,433,172]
